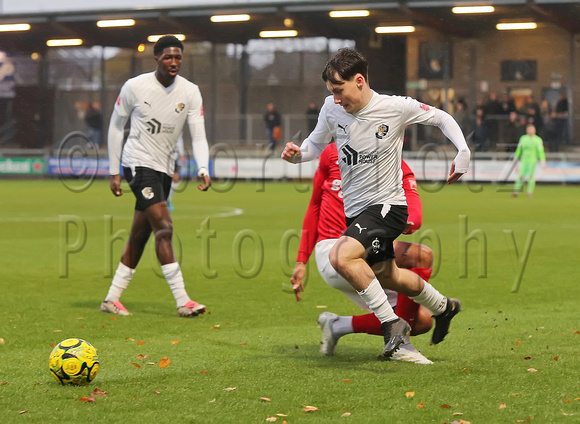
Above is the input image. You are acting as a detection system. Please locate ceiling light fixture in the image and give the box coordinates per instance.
[329,10,370,18]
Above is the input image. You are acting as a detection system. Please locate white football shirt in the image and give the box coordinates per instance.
[300,91,470,217]
[109,72,209,176]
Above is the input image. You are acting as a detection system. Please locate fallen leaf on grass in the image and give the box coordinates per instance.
[461,368,468,372]
[573,330,579,334]
[564,399,572,403]
[416,403,426,408]
[110,317,117,321]
[527,368,538,372]
[515,417,531,422]
[275,413,288,417]
[19,410,28,414]
[500,402,507,409]
[561,409,575,416]
[154,391,161,394]
[450,420,471,424]
[146,362,156,366]
[53,330,62,333]
[132,363,141,368]
[342,412,351,417]
[554,356,559,361]
[441,404,451,408]
[137,340,146,345]
[209,399,216,403]
[523,356,532,360]
[0,338,5,345]
[303,405,319,412]
[343,379,351,382]
[224,387,236,391]
[91,389,107,397]
[316,305,327,309]
[510,393,522,397]
[136,354,148,360]
[125,337,135,342]
[201,370,207,375]
[0,381,7,385]
[33,382,42,386]
[171,340,180,344]
[159,357,170,368]
[78,396,95,402]
[260,397,271,402]
[405,391,415,398]
[266,418,277,422]
[240,343,247,345]
[516,341,522,345]
[453,412,463,416]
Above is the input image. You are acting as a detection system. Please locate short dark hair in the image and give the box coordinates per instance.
[322,48,368,84]
[154,35,184,56]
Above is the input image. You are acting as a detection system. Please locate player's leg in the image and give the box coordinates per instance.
[102,169,154,315]
[329,205,411,357]
[393,241,433,333]
[523,162,536,197]
[145,172,205,317]
[315,240,430,363]
[374,261,460,345]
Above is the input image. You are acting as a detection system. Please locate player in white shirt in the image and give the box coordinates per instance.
[102,35,211,318]
[282,48,470,358]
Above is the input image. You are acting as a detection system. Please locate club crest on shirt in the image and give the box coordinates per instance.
[175,103,185,113]
[375,123,389,139]
[371,238,381,254]
[141,187,154,200]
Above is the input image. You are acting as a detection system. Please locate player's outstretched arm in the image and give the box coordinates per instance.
[447,161,465,184]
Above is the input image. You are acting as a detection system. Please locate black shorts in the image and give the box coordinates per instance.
[344,204,408,267]
[123,166,172,211]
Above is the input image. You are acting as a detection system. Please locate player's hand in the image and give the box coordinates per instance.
[291,262,306,301]
[402,221,414,234]
[110,175,122,196]
[447,160,465,184]
[197,174,211,191]
[281,142,301,162]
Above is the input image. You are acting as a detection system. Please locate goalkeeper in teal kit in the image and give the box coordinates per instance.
[513,123,546,197]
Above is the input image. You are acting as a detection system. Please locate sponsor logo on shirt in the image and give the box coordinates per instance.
[141,187,154,200]
[175,103,185,113]
[341,146,378,166]
[375,123,389,139]
[338,123,348,134]
[162,124,176,134]
[146,118,162,134]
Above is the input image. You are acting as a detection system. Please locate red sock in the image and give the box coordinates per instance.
[352,313,382,335]
[395,267,433,327]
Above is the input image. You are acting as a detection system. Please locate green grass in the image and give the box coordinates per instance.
[0,179,579,423]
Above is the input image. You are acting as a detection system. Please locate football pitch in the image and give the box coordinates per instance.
[0,178,578,423]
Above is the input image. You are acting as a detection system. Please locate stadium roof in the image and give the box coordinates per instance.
[1,0,580,52]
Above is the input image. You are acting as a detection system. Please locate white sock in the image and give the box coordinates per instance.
[332,316,354,338]
[410,281,447,316]
[167,181,178,203]
[161,262,190,307]
[357,278,398,323]
[105,262,135,302]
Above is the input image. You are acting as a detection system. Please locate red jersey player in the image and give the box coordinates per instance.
[291,142,434,364]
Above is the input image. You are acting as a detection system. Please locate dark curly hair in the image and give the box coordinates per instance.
[154,35,184,56]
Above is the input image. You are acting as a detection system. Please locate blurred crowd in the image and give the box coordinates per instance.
[452,92,569,153]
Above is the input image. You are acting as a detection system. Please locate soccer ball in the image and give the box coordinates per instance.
[49,338,99,385]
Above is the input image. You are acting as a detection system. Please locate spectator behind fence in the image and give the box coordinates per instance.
[555,93,569,146]
[453,99,473,137]
[85,102,103,146]
[500,93,516,115]
[264,102,281,152]
[306,101,319,133]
